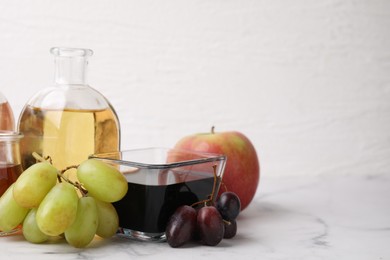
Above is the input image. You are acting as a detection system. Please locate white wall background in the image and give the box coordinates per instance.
[1,0,389,178]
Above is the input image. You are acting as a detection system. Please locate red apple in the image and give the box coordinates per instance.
[173,127,260,211]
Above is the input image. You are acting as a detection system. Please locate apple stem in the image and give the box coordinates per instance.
[211,126,215,134]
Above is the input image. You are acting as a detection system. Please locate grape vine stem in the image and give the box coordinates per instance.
[31,152,87,196]
[191,164,220,208]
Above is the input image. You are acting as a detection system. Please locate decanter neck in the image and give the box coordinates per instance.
[51,47,93,85]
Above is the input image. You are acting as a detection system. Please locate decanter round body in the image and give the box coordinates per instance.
[18,47,120,180]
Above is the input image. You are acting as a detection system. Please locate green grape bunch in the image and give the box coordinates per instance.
[0,154,128,248]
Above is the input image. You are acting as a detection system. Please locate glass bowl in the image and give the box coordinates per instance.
[89,147,226,242]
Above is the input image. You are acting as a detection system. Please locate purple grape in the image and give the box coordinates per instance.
[216,192,241,221]
[166,205,197,248]
[223,219,237,239]
[197,206,224,246]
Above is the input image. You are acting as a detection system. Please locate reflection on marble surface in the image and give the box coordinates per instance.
[1,173,389,259]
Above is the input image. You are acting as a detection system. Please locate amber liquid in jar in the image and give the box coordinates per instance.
[18,106,119,181]
[0,163,23,236]
[0,163,23,196]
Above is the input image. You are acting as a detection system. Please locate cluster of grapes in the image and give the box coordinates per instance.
[166,191,241,247]
[0,156,128,248]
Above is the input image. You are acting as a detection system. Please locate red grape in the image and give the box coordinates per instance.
[197,206,224,246]
[166,205,197,247]
[216,192,241,221]
[223,219,237,239]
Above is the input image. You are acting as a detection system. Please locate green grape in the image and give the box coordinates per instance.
[0,184,29,232]
[65,196,98,248]
[36,182,78,236]
[95,199,119,238]
[77,159,128,203]
[13,162,58,208]
[22,208,49,243]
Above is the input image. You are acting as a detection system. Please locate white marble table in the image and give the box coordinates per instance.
[1,173,389,260]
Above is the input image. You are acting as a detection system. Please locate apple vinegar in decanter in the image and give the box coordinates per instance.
[18,47,120,181]
[18,106,119,181]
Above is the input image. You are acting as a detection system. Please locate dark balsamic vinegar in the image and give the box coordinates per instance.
[113,176,215,233]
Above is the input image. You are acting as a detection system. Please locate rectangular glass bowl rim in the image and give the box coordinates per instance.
[89,147,226,170]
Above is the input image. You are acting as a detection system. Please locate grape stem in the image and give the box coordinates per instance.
[59,166,88,196]
[220,181,228,192]
[31,152,87,196]
[223,219,231,225]
[44,156,53,164]
[32,152,48,163]
[191,164,220,208]
[60,165,79,174]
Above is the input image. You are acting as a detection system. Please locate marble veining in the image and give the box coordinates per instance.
[1,173,389,259]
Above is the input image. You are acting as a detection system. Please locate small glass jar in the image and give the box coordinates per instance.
[0,92,15,131]
[90,147,226,242]
[0,131,23,236]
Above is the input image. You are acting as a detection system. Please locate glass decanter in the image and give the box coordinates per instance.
[18,47,121,181]
[0,92,15,131]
